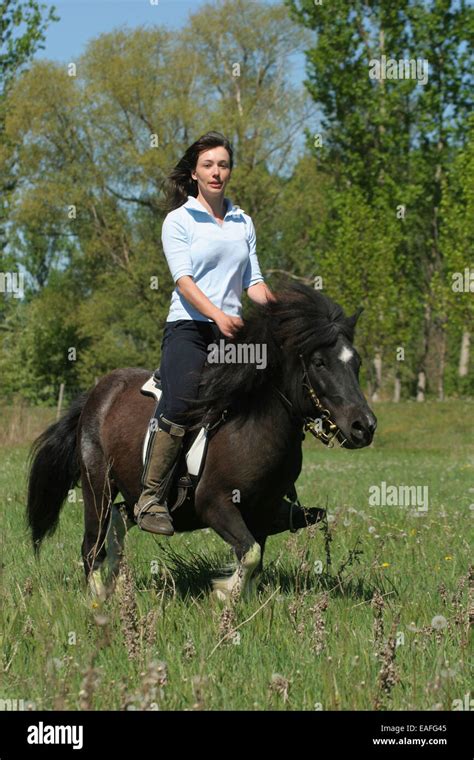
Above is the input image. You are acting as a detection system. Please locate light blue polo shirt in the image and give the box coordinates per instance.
[161,195,264,322]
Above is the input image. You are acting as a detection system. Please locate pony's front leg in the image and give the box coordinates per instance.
[197,494,261,602]
[212,541,262,602]
[265,498,325,536]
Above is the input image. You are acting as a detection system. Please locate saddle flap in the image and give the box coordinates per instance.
[140,374,162,399]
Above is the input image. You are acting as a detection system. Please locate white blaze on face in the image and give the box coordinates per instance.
[338,345,354,364]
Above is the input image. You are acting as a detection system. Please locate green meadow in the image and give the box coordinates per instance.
[0,401,472,711]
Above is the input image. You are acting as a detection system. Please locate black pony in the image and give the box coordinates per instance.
[27,284,376,600]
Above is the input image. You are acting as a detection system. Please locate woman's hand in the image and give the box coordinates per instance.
[246,282,276,304]
[175,277,244,337]
[215,312,244,339]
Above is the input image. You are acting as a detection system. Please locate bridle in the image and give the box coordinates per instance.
[274,353,344,448]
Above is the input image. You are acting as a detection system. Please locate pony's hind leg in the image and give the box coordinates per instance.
[102,502,135,595]
[80,452,117,601]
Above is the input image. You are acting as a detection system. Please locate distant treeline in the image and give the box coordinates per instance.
[0,0,472,404]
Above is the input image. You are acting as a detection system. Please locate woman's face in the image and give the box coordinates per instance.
[191,146,231,197]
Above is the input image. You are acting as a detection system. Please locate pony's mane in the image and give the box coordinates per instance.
[186,282,358,427]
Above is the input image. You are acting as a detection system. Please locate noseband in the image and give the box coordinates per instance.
[299,353,342,447]
[274,353,343,448]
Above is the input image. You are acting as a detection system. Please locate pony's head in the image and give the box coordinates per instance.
[271,283,376,448]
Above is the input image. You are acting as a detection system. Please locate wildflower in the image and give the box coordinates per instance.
[371,590,385,653]
[93,614,109,626]
[218,606,237,643]
[381,563,390,569]
[269,673,290,702]
[191,675,208,711]
[373,618,401,708]
[183,637,196,660]
[310,592,329,655]
[431,615,448,631]
[118,559,140,660]
[440,665,457,680]
[79,665,101,711]
[444,555,453,561]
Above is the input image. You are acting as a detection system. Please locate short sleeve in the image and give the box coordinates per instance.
[161,213,194,283]
[242,216,264,289]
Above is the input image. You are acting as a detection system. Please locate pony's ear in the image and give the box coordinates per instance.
[347,306,364,331]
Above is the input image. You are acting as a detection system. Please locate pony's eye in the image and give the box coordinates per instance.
[313,357,325,369]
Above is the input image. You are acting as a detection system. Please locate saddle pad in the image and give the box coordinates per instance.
[140,376,208,478]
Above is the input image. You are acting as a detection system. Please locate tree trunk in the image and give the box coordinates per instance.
[438,329,446,401]
[416,370,426,402]
[458,330,470,377]
[393,373,401,403]
[417,300,431,402]
[371,350,382,402]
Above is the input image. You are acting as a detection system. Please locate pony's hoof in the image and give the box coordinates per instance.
[88,570,107,602]
[212,587,229,603]
[307,507,326,524]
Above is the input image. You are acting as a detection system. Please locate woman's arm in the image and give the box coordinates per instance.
[246,281,277,304]
[176,275,222,321]
[176,276,243,337]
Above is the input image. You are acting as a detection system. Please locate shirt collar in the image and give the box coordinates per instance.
[183,195,244,218]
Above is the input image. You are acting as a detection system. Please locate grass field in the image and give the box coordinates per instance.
[0,401,472,711]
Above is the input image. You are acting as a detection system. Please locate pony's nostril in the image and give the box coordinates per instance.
[351,418,375,443]
[351,420,365,438]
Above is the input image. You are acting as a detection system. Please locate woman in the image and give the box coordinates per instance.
[134,131,275,535]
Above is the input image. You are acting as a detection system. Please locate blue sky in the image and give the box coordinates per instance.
[33,0,312,165]
[36,0,306,84]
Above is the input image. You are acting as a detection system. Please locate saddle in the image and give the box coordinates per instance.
[140,368,217,512]
[140,369,301,515]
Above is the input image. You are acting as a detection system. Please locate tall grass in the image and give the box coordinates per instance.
[0,401,471,710]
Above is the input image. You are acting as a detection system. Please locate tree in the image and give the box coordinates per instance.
[286,0,474,398]
[1,3,317,398]
[0,0,59,251]
[439,116,474,395]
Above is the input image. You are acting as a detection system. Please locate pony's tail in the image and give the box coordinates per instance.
[27,392,89,554]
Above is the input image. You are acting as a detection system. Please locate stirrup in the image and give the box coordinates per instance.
[134,499,169,519]
[134,500,174,536]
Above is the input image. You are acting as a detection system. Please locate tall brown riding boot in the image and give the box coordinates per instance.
[134,418,186,535]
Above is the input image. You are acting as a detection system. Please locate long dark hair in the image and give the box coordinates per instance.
[160,131,234,213]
